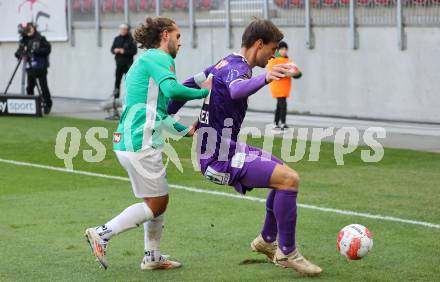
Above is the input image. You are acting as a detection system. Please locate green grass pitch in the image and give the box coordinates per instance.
[0,116,439,281]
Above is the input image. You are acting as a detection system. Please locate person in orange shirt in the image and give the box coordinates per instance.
[267,41,302,130]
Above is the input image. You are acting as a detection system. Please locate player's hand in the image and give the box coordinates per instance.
[186,127,195,137]
[200,75,213,92]
[120,48,125,54]
[284,62,302,78]
[186,120,199,137]
[265,65,290,83]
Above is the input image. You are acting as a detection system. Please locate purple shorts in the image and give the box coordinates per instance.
[199,143,283,194]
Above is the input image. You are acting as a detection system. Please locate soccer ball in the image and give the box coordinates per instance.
[337,224,373,260]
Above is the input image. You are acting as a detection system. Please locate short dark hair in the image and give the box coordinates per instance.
[278,41,288,50]
[241,18,284,48]
[133,17,176,49]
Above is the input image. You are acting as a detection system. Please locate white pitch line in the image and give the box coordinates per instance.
[1,158,439,230]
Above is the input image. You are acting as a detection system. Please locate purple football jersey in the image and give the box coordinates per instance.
[196,53,253,164]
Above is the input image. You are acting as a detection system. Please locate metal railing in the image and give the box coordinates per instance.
[70,0,440,26]
[355,0,396,26]
[67,0,440,49]
[404,0,440,26]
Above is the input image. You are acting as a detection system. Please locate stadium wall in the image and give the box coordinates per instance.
[0,26,439,123]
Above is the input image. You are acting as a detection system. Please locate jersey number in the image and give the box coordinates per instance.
[199,109,209,124]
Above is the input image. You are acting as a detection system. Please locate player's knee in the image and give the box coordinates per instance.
[282,170,300,192]
[143,198,168,217]
[148,204,167,217]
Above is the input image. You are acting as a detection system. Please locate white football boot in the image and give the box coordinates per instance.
[141,250,182,270]
[84,228,109,269]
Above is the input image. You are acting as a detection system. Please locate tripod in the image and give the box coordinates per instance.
[104,88,121,120]
[3,54,42,98]
[105,96,120,120]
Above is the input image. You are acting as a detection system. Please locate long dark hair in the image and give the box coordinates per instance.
[133,17,176,49]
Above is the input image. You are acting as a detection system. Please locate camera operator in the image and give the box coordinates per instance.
[15,22,53,114]
[111,23,137,99]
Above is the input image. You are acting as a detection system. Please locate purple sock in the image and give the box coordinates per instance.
[274,190,298,255]
[261,190,277,243]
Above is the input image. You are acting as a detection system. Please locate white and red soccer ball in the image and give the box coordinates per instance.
[337,224,373,260]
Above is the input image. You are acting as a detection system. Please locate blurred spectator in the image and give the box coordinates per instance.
[15,22,52,114]
[267,41,301,130]
[111,23,137,98]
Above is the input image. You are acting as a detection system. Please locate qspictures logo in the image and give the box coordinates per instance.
[54,104,386,174]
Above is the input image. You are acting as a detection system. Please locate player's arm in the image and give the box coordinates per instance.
[167,99,186,115]
[228,64,290,100]
[167,64,215,114]
[163,115,190,136]
[182,64,216,90]
[229,74,266,100]
[160,78,209,101]
[159,114,196,137]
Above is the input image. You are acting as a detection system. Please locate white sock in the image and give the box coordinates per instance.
[143,214,164,261]
[96,202,153,241]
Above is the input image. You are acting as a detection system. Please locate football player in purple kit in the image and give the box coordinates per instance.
[168,19,322,276]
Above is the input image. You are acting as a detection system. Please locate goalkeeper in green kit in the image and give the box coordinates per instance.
[84,17,211,270]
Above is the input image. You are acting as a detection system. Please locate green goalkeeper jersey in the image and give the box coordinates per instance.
[113,48,207,152]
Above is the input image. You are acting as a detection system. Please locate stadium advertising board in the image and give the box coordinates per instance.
[0,0,67,41]
[0,95,42,117]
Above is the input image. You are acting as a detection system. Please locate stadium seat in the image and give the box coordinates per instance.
[195,0,214,10]
[139,0,155,11]
[290,0,303,6]
[274,0,289,8]
[115,0,124,12]
[162,0,174,10]
[357,0,371,5]
[72,0,81,12]
[341,0,385,4]
[102,0,114,12]
[315,0,321,7]
[139,0,148,10]
[412,0,428,4]
[175,0,188,10]
[274,0,288,7]
[83,0,94,12]
[322,0,337,6]
[374,0,392,5]
[129,0,138,11]
[289,0,320,7]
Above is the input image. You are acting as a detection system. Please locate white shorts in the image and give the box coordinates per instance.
[115,149,169,198]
